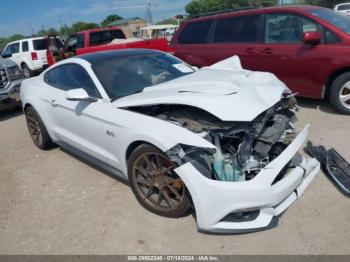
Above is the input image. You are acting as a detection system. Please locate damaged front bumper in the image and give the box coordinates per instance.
[174,125,320,233]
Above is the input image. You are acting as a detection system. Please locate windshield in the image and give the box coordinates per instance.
[307,8,350,35]
[92,53,194,100]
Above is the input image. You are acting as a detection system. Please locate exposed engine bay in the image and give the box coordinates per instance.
[126,94,300,182]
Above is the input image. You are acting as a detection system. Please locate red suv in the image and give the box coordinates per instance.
[170,6,350,114]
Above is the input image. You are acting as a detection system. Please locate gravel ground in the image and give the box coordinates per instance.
[0,98,349,255]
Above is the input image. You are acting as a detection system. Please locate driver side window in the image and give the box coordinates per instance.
[266,13,320,43]
[3,45,12,56]
[44,64,101,98]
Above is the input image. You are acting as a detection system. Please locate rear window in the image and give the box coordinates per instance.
[89,30,126,46]
[178,20,212,44]
[214,15,260,43]
[33,39,47,50]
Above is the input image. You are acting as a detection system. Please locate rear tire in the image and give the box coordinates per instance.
[21,63,33,78]
[329,72,350,115]
[25,106,54,149]
[128,144,191,218]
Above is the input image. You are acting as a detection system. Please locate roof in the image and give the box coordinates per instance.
[108,18,145,26]
[187,5,321,21]
[77,26,122,34]
[6,36,45,45]
[77,49,161,64]
[141,24,178,30]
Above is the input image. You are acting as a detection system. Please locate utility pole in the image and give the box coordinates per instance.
[110,0,157,26]
[145,0,153,26]
[145,0,157,26]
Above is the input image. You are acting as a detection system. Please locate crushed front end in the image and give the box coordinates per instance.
[165,95,320,233]
[127,94,320,233]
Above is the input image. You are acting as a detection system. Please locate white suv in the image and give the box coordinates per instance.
[2,37,48,78]
[334,3,350,15]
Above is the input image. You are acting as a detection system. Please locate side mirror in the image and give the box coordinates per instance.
[66,88,97,102]
[302,32,321,45]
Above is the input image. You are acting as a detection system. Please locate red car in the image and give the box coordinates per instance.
[47,26,169,66]
[170,5,350,114]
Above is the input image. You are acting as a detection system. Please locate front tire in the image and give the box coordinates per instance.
[329,72,350,114]
[128,144,191,218]
[25,106,54,149]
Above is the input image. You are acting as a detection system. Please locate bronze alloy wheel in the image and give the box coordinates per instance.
[25,110,43,147]
[25,106,54,150]
[129,144,191,217]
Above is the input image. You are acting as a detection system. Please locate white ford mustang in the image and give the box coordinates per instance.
[21,49,320,233]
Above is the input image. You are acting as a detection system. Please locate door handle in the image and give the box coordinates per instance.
[244,48,256,54]
[48,99,57,106]
[261,48,273,55]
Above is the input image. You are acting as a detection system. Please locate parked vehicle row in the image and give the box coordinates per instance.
[170,5,350,114]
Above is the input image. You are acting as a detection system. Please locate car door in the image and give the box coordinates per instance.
[21,41,30,65]
[205,13,263,70]
[3,43,20,66]
[43,63,118,166]
[256,12,327,97]
[10,42,21,66]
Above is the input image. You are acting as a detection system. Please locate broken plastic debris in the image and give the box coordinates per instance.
[305,141,350,197]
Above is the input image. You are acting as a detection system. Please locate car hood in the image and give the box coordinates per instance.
[113,58,288,122]
[0,58,17,69]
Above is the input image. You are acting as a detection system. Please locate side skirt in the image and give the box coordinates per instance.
[55,140,129,184]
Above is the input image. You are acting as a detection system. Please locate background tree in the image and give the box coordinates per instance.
[70,21,99,33]
[156,18,179,25]
[37,27,58,36]
[58,24,72,37]
[0,34,25,49]
[100,14,123,27]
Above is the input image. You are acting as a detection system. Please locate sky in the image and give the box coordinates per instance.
[0,0,192,37]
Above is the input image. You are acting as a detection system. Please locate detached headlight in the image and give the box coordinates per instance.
[8,66,22,81]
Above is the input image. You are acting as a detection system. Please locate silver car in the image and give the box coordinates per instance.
[0,58,23,111]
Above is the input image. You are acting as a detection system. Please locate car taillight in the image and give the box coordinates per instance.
[31,52,38,60]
